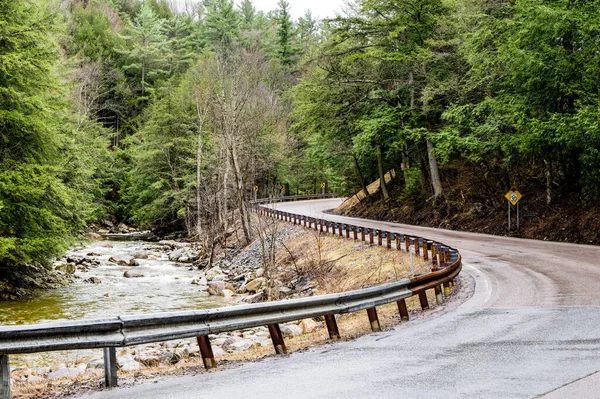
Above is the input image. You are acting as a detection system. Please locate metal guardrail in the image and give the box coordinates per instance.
[0,195,461,399]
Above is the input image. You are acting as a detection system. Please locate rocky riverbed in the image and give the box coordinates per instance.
[6,224,320,390]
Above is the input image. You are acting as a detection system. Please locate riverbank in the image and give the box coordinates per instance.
[7,215,438,398]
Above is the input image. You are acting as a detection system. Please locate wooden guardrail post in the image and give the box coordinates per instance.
[325,315,340,340]
[414,238,420,256]
[404,235,410,251]
[395,234,400,251]
[418,291,430,310]
[267,324,287,354]
[444,282,451,297]
[1,354,10,399]
[386,232,391,249]
[366,308,381,332]
[435,285,443,305]
[369,229,374,246]
[360,227,365,242]
[197,335,216,370]
[397,299,409,321]
[103,347,118,388]
[338,223,343,237]
[423,241,430,261]
[377,230,382,246]
[345,224,350,239]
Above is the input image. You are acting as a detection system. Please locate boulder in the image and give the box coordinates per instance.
[55,263,76,274]
[278,287,293,297]
[86,232,103,240]
[281,324,303,338]
[220,289,234,298]
[227,339,255,352]
[221,336,243,351]
[255,268,265,278]
[83,277,101,284]
[117,354,142,371]
[212,346,225,357]
[299,318,319,334]
[47,367,83,380]
[205,267,223,281]
[87,252,102,257]
[242,292,263,304]
[168,248,199,262]
[208,281,226,296]
[124,271,144,278]
[245,278,265,293]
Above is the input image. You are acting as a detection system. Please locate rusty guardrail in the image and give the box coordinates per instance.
[0,195,461,399]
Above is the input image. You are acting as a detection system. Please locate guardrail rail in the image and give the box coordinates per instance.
[0,194,461,399]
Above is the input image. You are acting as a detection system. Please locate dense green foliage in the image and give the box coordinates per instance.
[3,0,600,276]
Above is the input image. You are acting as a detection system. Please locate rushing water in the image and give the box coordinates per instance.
[0,240,230,325]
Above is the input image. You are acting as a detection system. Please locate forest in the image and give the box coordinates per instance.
[2,0,600,283]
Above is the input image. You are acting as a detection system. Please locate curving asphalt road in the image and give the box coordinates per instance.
[78,198,600,399]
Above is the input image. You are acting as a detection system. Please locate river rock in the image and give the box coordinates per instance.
[208,281,226,296]
[279,287,293,297]
[220,289,234,298]
[212,346,225,357]
[227,339,256,352]
[86,232,103,240]
[221,336,243,351]
[108,256,136,266]
[255,268,265,278]
[245,278,265,293]
[299,318,319,334]
[87,252,102,257]
[83,277,101,284]
[47,367,84,380]
[117,354,142,371]
[168,248,199,262]
[242,292,264,303]
[281,324,303,338]
[135,354,161,367]
[87,359,104,369]
[124,271,145,278]
[55,263,76,274]
[205,267,223,281]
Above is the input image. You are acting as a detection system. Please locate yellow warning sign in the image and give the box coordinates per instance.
[505,189,522,206]
[320,182,326,188]
[253,185,259,192]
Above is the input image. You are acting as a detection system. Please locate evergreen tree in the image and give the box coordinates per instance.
[276,0,298,69]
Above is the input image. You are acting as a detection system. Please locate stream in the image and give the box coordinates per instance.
[0,239,230,326]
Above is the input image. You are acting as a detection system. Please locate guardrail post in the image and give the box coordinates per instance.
[414,238,420,256]
[396,234,401,251]
[404,235,410,251]
[366,308,381,332]
[397,299,409,321]
[360,227,365,242]
[338,223,343,237]
[438,247,446,268]
[345,224,350,239]
[1,354,10,399]
[445,248,451,264]
[353,226,357,240]
[431,244,438,267]
[267,324,287,354]
[435,286,443,305]
[418,292,430,310]
[320,219,324,233]
[444,282,451,297]
[325,315,340,339]
[377,230,382,246]
[197,335,216,370]
[423,240,430,261]
[386,232,391,249]
[369,229,374,246]
[103,347,118,388]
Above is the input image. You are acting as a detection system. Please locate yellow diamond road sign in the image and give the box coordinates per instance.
[505,189,522,206]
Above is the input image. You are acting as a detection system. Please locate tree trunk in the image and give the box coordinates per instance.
[351,151,370,200]
[377,144,390,200]
[545,159,552,205]
[230,144,251,244]
[426,139,443,200]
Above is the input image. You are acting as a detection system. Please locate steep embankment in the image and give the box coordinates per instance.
[334,168,600,245]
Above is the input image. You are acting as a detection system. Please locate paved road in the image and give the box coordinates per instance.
[78,199,600,399]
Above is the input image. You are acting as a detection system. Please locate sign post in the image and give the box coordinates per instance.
[280,184,285,197]
[253,185,259,202]
[505,189,522,232]
[320,182,326,195]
